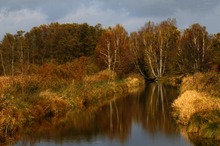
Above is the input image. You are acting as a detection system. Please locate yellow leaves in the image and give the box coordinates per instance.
[95,24,131,76]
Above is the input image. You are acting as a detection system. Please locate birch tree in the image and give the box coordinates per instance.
[15,30,25,75]
[95,24,132,76]
[129,32,147,78]
[139,19,179,79]
[1,33,16,76]
[210,33,220,71]
[0,44,6,76]
[95,29,114,71]
[179,23,210,73]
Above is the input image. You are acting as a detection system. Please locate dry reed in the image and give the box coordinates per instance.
[172,90,220,125]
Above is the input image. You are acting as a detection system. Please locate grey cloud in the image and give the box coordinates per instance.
[0,0,91,21]
[96,0,220,17]
[173,0,220,11]
[0,0,220,38]
[1,0,220,19]
[0,9,47,39]
[95,0,175,17]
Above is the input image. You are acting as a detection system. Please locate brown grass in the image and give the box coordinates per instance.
[159,75,184,87]
[0,76,13,92]
[83,69,117,83]
[0,70,145,144]
[180,72,220,97]
[186,110,220,140]
[172,90,220,125]
[38,90,73,116]
[124,74,145,92]
[172,72,220,140]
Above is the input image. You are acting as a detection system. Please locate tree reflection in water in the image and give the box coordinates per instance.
[13,83,183,146]
[96,83,180,142]
[139,83,179,135]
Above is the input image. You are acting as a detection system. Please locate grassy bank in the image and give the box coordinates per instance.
[158,75,184,87]
[0,70,145,144]
[172,72,220,140]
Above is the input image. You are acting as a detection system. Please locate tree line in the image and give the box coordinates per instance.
[0,19,220,79]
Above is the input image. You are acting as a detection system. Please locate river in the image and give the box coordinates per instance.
[12,83,194,146]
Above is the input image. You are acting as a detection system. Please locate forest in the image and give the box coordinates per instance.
[0,18,219,80]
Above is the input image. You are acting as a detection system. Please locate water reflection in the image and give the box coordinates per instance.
[13,83,191,146]
[95,83,180,142]
[139,83,179,135]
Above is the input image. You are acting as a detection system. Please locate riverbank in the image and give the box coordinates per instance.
[0,70,145,144]
[172,72,220,140]
[158,75,184,87]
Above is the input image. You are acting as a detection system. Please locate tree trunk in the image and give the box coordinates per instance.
[11,45,14,76]
[130,43,147,79]
[0,52,6,76]
[159,38,163,77]
[20,41,24,75]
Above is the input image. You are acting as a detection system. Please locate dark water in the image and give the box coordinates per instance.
[12,83,193,146]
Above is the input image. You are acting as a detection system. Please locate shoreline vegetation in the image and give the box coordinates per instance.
[0,69,145,144]
[172,72,220,141]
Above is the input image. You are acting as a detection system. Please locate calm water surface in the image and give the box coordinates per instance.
[12,83,194,146]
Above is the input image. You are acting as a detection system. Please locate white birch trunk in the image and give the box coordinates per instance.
[202,31,205,64]
[159,37,163,77]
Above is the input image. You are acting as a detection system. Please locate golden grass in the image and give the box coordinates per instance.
[180,72,220,97]
[159,75,184,87]
[172,90,220,125]
[0,75,41,94]
[0,71,145,144]
[172,72,220,140]
[38,90,73,116]
[124,75,145,92]
[186,110,220,140]
[83,69,117,83]
[0,76,12,92]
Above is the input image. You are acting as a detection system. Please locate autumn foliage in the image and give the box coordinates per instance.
[95,24,134,77]
[0,20,220,79]
[0,19,220,143]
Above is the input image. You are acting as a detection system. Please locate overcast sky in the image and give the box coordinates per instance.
[0,0,220,39]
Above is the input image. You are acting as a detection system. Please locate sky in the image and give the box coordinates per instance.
[0,0,220,39]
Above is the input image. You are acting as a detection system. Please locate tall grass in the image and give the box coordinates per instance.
[172,90,220,125]
[180,72,220,97]
[187,110,220,140]
[0,77,11,93]
[172,71,220,140]
[0,75,72,143]
[0,68,145,144]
